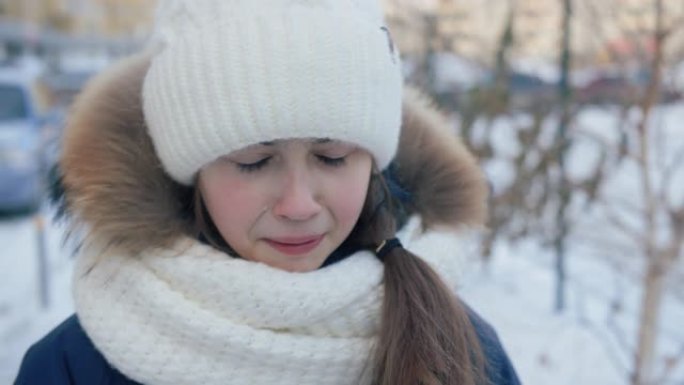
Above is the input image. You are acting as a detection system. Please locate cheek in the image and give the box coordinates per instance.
[326,171,370,229]
[202,175,265,240]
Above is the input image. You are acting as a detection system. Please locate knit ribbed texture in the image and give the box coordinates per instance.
[142,0,403,184]
[73,217,469,385]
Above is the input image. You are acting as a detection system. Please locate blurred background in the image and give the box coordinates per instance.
[1,0,683,384]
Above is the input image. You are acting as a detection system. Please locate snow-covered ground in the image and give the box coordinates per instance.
[463,103,684,385]
[0,210,74,384]
[1,105,683,384]
[461,240,627,385]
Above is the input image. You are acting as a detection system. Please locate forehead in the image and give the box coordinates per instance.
[236,138,350,151]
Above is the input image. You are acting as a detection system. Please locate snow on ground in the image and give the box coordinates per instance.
[461,234,683,385]
[462,103,684,385]
[460,240,626,385]
[0,208,74,384]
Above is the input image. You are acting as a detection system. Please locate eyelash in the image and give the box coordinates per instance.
[317,155,346,167]
[236,155,347,173]
[236,158,271,173]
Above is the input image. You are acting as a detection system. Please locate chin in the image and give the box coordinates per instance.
[273,258,324,273]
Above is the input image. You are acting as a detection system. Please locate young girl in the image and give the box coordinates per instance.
[15,1,520,384]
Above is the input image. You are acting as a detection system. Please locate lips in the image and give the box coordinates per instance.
[264,235,324,255]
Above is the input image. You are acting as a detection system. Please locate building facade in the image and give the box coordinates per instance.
[0,0,156,38]
[381,0,684,66]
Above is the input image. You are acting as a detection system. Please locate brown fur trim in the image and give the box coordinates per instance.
[60,52,194,255]
[59,54,487,255]
[396,88,488,231]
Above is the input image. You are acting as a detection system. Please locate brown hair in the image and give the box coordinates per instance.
[192,171,486,385]
[193,180,234,254]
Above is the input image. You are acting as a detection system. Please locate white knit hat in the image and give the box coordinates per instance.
[142,0,403,185]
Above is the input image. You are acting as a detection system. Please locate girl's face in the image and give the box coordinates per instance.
[198,138,372,272]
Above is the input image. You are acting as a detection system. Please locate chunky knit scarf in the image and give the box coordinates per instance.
[73,218,469,385]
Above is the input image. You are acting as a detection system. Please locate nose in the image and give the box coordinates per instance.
[272,167,322,221]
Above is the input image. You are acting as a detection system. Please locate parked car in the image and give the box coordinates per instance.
[576,75,640,105]
[0,67,52,213]
[507,72,557,110]
[478,71,558,111]
[577,72,681,106]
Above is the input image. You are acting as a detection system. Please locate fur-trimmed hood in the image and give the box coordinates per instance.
[57,52,487,256]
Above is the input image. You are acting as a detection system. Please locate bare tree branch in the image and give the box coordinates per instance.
[573,229,641,257]
[652,344,684,385]
[582,317,631,376]
[661,146,684,208]
[604,211,644,246]
[607,303,635,356]
[596,197,646,226]
[573,124,641,165]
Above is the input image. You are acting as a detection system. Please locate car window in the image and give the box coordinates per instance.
[0,84,29,121]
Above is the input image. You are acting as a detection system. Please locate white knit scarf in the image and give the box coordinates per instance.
[73,217,471,385]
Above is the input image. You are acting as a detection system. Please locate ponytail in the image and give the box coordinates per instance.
[374,246,485,385]
[354,171,486,385]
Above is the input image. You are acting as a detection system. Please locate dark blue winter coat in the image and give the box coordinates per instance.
[15,307,521,385]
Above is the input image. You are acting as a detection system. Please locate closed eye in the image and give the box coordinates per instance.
[316,155,346,167]
[236,157,271,173]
